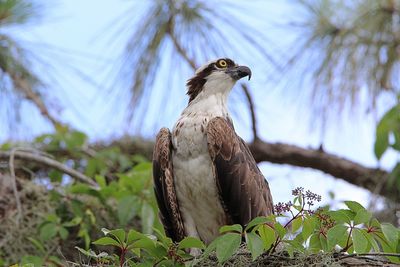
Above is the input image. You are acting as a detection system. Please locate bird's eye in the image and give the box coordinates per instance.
[216,59,228,68]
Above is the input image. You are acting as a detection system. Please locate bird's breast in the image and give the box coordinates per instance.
[171,112,228,244]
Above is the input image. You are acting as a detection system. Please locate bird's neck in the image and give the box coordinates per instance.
[183,91,230,118]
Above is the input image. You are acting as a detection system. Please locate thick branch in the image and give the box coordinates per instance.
[0,151,97,187]
[248,139,396,202]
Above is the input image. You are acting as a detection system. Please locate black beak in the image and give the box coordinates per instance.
[226,65,252,81]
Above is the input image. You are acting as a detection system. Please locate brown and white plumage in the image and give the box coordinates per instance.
[153,58,273,246]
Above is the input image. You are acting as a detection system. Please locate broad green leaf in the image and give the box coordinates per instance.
[95,175,106,188]
[381,223,399,251]
[59,226,69,240]
[319,234,328,251]
[216,233,241,263]
[328,209,353,224]
[292,217,303,233]
[21,255,44,266]
[93,237,121,247]
[257,224,276,250]
[309,233,321,253]
[130,236,157,251]
[354,209,372,225]
[202,236,219,258]
[274,222,287,238]
[246,232,264,260]
[245,216,270,231]
[364,232,380,252]
[220,224,242,234]
[327,224,348,250]
[40,222,58,241]
[127,229,146,245]
[352,228,368,253]
[117,196,137,226]
[302,216,317,240]
[344,201,365,213]
[109,229,126,245]
[178,237,205,250]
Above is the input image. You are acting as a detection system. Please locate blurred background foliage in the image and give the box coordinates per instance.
[0,0,400,265]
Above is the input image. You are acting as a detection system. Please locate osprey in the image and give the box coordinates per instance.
[153,58,273,246]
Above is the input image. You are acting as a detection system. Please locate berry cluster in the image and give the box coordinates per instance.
[274,187,322,215]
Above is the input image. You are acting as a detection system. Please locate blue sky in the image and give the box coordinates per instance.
[2,0,397,208]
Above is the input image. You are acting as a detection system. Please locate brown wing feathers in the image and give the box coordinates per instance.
[206,117,274,226]
[152,128,185,242]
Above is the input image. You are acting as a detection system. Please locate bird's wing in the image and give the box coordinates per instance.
[152,128,185,242]
[206,117,274,226]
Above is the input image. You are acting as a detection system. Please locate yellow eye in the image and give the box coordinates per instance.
[216,59,228,68]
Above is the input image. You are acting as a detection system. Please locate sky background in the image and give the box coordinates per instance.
[1,0,397,209]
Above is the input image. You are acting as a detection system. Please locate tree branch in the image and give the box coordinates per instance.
[0,150,98,187]
[248,139,396,202]
[240,84,258,140]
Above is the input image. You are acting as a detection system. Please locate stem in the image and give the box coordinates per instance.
[120,247,126,267]
[342,226,354,252]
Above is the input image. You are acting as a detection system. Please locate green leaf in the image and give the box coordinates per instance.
[130,236,156,251]
[141,202,155,234]
[40,222,58,241]
[178,237,205,250]
[302,216,317,240]
[117,196,137,226]
[374,113,391,159]
[354,209,372,225]
[109,229,126,245]
[127,229,146,245]
[59,226,69,240]
[27,237,45,254]
[352,228,368,253]
[257,224,276,250]
[319,234,328,251]
[292,217,303,233]
[328,209,353,224]
[21,255,44,266]
[245,216,271,231]
[344,201,365,213]
[327,224,348,250]
[220,224,243,234]
[364,232,380,252]
[309,233,321,253]
[246,232,264,260]
[48,170,63,183]
[381,223,399,250]
[274,222,287,238]
[95,175,106,188]
[216,233,242,263]
[93,237,121,247]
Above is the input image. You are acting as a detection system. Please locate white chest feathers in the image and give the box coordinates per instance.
[171,95,230,244]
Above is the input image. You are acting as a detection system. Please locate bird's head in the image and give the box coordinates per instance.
[186,58,251,103]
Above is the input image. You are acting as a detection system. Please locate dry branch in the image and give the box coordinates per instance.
[0,150,97,187]
[248,140,395,201]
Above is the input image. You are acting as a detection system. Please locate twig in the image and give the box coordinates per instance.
[338,252,400,260]
[9,148,23,225]
[0,150,98,187]
[241,84,258,141]
[166,16,197,70]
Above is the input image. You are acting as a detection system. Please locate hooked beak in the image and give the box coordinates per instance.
[226,65,252,81]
